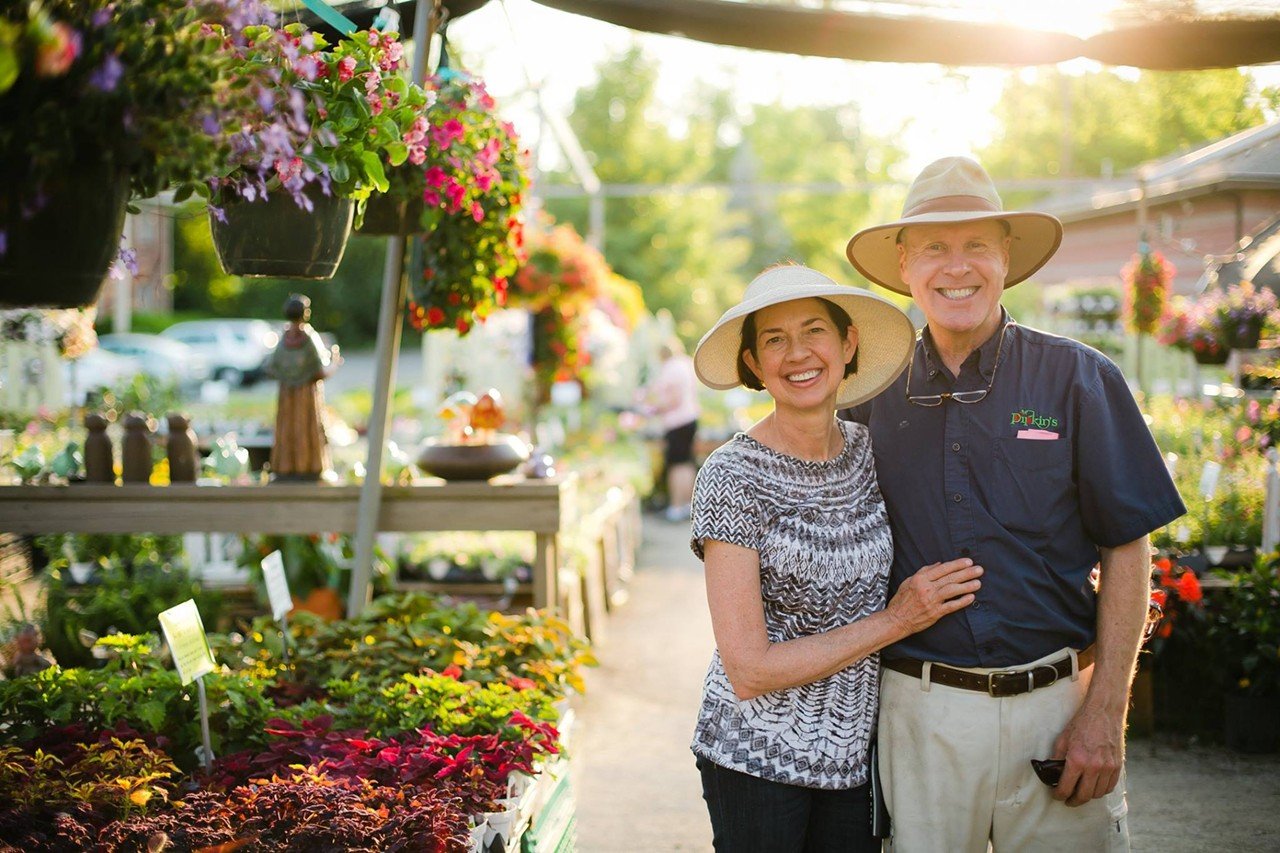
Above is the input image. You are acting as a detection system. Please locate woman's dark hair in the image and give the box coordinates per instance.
[736,297,858,391]
[283,294,311,322]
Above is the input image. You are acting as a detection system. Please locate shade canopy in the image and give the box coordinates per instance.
[310,0,1280,70]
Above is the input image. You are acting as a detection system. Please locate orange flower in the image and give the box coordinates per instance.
[1176,571,1203,604]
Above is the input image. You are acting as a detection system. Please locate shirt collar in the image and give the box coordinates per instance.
[919,307,1015,384]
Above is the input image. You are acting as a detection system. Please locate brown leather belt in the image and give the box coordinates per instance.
[883,646,1095,697]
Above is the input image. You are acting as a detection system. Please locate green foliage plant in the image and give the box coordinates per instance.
[209,24,428,219]
[0,0,278,209]
[1212,553,1280,698]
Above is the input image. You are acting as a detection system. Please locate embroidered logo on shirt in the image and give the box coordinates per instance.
[1010,408,1060,440]
[1010,408,1059,430]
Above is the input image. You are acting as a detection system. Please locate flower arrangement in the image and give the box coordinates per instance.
[404,70,529,336]
[208,24,428,213]
[1158,295,1229,362]
[1122,250,1174,336]
[510,223,611,393]
[0,308,97,358]
[1214,280,1277,349]
[0,0,275,209]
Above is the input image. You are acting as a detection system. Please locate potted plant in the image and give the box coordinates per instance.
[207,24,427,279]
[1122,250,1173,337]
[388,70,529,335]
[1159,296,1230,365]
[1212,553,1280,753]
[0,0,275,307]
[1214,280,1278,350]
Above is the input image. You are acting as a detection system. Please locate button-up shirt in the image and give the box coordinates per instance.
[843,311,1185,667]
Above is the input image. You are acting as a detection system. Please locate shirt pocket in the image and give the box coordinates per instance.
[989,436,1075,539]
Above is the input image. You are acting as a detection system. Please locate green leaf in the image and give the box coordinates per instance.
[362,151,388,193]
[331,159,351,185]
[385,141,408,167]
[136,700,166,731]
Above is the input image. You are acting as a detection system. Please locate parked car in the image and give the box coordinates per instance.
[160,319,278,386]
[97,333,210,393]
[63,347,137,406]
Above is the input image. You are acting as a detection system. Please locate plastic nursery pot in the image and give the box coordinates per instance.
[210,188,354,280]
[356,193,427,236]
[0,158,130,308]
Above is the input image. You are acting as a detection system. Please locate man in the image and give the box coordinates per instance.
[842,157,1185,851]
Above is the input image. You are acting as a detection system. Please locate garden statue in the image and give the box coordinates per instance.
[84,413,114,483]
[121,413,154,484]
[264,294,341,482]
[3,623,55,679]
[166,413,199,483]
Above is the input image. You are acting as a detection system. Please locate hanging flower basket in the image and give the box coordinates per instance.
[1192,345,1231,366]
[210,190,354,279]
[359,193,425,236]
[0,158,129,308]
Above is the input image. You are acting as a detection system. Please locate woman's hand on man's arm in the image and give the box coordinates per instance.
[703,540,981,701]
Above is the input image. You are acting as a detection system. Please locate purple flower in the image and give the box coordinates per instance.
[209,205,227,224]
[108,246,138,281]
[92,7,112,28]
[87,54,124,92]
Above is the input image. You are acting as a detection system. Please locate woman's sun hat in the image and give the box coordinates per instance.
[845,156,1063,296]
[693,265,914,409]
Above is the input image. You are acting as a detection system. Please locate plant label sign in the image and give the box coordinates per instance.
[158,599,215,686]
[1199,461,1222,500]
[262,550,293,621]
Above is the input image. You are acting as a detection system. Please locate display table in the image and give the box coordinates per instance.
[0,475,576,610]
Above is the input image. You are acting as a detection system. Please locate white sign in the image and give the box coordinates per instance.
[158,599,215,686]
[1199,461,1222,500]
[261,550,293,621]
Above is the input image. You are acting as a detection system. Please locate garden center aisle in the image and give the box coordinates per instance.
[568,513,1280,852]
[571,515,714,851]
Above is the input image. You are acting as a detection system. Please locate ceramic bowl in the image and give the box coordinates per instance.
[416,434,530,481]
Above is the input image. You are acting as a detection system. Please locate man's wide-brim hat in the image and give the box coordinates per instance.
[693,265,914,409]
[846,157,1063,296]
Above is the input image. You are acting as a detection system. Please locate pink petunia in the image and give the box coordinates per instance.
[423,190,441,208]
[424,166,448,188]
[407,146,426,165]
[471,202,484,222]
[477,138,501,167]
[431,119,465,150]
[474,170,493,193]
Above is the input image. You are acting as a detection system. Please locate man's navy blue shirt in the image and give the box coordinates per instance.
[843,312,1186,667]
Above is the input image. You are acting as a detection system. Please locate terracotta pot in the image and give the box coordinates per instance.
[0,158,130,308]
[211,189,353,280]
[292,587,344,621]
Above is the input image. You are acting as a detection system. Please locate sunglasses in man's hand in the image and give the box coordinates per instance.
[1030,758,1066,787]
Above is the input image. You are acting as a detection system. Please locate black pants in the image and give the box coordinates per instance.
[697,756,878,852]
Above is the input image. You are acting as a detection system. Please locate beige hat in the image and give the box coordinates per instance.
[693,265,914,408]
[846,157,1063,296]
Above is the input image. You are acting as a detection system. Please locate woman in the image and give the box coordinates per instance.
[689,265,982,850]
[645,337,701,521]
[265,294,342,482]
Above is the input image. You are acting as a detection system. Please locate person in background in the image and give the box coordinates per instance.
[646,337,701,521]
[265,294,342,482]
[842,156,1186,851]
[690,264,982,850]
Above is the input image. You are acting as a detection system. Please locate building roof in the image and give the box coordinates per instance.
[1042,120,1280,223]
[1200,213,1280,292]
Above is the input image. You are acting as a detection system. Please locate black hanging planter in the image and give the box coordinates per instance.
[0,158,130,308]
[356,193,426,236]
[211,188,354,279]
[1228,320,1263,350]
[1193,346,1231,366]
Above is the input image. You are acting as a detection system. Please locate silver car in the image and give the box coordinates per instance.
[160,319,279,386]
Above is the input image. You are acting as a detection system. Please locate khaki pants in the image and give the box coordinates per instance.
[879,648,1130,853]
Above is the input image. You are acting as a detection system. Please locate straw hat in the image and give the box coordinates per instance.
[693,265,914,408]
[846,157,1063,296]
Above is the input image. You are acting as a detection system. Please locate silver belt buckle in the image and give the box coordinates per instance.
[986,669,1026,697]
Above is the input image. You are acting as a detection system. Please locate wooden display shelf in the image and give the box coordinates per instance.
[0,476,575,610]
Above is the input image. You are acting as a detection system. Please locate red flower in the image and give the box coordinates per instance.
[425,306,446,326]
[337,55,357,82]
[506,676,537,691]
[441,664,464,680]
[1149,588,1167,608]
[1176,571,1203,604]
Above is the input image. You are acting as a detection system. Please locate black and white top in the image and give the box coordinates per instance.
[689,419,892,790]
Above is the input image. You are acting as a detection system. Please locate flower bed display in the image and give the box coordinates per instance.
[0,593,592,850]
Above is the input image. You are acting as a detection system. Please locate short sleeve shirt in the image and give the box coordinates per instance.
[689,420,891,789]
[843,314,1186,668]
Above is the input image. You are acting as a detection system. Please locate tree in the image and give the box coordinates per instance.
[542,44,749,344]
[980,67,1266,180]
